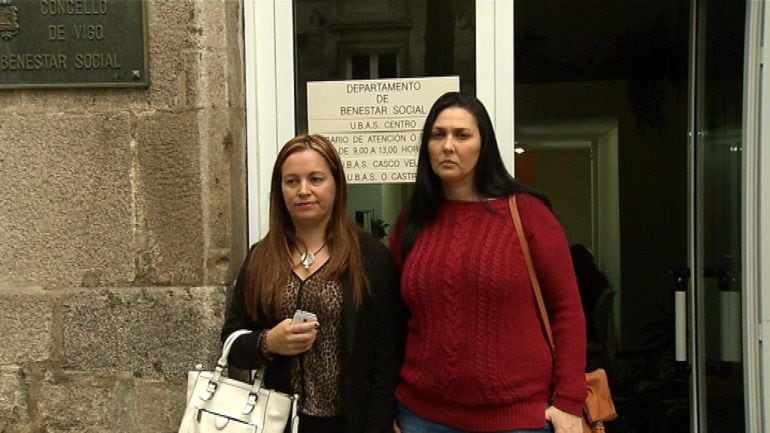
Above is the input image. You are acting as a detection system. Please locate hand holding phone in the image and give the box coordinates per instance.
[266,313,318,356]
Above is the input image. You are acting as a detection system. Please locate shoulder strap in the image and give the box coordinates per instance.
[508,195,555,351]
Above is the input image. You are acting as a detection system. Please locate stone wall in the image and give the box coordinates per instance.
[0,1,246,432]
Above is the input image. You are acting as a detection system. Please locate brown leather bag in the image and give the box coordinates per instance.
[509,196,618,433]
[582,368,617,432]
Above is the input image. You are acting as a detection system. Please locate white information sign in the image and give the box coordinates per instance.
[307,76,459,184]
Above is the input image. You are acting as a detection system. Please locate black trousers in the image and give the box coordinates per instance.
[293,414,344,433]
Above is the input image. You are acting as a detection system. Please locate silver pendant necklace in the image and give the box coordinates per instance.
[300,242,326,269]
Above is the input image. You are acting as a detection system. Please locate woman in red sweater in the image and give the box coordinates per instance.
[390,92,586,433]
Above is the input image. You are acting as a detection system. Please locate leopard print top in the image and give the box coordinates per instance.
[280,261,344,416]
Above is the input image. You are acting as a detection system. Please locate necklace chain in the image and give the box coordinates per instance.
[299,242,326,270]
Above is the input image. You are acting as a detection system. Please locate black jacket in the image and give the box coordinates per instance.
[221,233,406,433]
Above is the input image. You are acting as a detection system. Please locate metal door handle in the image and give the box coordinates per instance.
[671,268,690,362]
[675,291,687,361]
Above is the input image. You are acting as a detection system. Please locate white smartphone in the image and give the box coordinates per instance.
[292,309,318,324]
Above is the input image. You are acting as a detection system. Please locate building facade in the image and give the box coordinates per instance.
[1,1,247,431]
[1,1,768,432]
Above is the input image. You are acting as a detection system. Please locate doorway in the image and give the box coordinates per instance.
[244,0,754,431]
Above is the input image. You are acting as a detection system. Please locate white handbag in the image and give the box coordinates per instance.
[178,330,299,433]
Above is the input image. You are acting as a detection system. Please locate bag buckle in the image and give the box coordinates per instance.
[199,381,218,401]
[241,392,258,414]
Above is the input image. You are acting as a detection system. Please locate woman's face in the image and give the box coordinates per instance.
[281,149,336,229]
[427,107,482,190]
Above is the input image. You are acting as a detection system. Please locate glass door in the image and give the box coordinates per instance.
[514,2,691,428]
[692,0,746,430]
[291,0,476,241]
[514,0,747,432]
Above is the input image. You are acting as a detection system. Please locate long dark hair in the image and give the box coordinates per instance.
[243,134,368,321]
[399,92,548,256]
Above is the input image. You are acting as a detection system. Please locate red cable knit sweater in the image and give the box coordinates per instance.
[389,194,587,431]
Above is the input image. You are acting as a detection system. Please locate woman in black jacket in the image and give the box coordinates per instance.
[221,134,405,433]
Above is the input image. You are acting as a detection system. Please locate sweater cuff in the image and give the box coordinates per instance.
[256,330,275,361]
[551,394,585,417]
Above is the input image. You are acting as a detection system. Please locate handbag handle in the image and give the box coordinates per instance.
[508,195,556,351]
[217,329,253,370]
[200,329,255,401]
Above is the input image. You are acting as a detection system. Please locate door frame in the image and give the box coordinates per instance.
[244,0,295,245]
[476,0,515,175]
[244,0,509,244]
[743,2,768,432]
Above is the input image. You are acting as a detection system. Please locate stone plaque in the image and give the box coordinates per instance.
[0,0,148,89]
